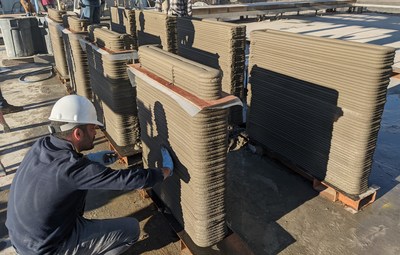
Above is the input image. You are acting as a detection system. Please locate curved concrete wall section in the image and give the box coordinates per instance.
[47,18,69,77]
[68,32,92,98]
[135,46,230,247]
[137,80,228,247]
[67,16,89,32]
[84,34,139,148]
[92,27,136,51]
[135,10,178,53]
[61,29,75,92]
[247,29,395,196]
[139,45,222,101]
[47,8,67,23]
[62,18,92,100]
[110,6,137,43]
[176,17,246,124]
[109,7,138,50]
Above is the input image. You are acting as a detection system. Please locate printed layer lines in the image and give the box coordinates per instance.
[135,10,177,53]
[48,18,69,77]
[85,29,139,147]
[247,30,395,196]
[132,45,242,247]
[110,6,137,48]
[176,18,246,124]
[63,16,92,99]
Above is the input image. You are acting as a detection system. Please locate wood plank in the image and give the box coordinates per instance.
[353,3,400,9]
[193,0,355,17]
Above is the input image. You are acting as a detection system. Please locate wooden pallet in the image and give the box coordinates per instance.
[108,141,142,166]
[392,73,400,80]
[313,179,379,212]
[102,130,142,166]
[54,68,69,83]
[390,67,400,80]
[248,142,379,212]
[54,68,73,95]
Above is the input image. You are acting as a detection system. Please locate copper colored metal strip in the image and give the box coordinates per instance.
[129,64,239,111]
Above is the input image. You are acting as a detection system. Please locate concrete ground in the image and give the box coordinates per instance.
[0,11,399,255]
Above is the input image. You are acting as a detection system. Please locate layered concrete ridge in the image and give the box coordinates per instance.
[47,8,66,23]
[247,29,395,196]
[135,10,177,53]
[110,6,137,50]
[62,16,92,99]
[84,33,139,148]
[132,46,243,247]
[139,45,222,100]
[176,18,246,124]
[61,26,75,92]
[47,17,69,77]
[91,27,136,51]
[67,16,89,33]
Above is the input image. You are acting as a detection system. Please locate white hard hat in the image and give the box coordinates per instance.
[49,95,103,131]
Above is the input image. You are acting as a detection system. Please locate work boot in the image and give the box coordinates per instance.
[0,104,24,115]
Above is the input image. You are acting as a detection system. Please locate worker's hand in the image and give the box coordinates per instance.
[161,147,174,177]
[87,150,118,166]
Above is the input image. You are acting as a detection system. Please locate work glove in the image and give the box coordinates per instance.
[87,150,118,166]
[161,146,174,176]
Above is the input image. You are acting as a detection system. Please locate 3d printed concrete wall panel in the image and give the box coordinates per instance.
[177,18,246,95]
[139,45,222,100]
[84,28,140,151]
[61,28,76,92]
[68,16,90,32]
[61,16,92,99]
[136,77,228,247]
[47,17,69,77]
[110,6,137,49]
[135,10,177,53]
[176,17,246,124]
[129,46,243,247]
[92,27,136,51]
[247,30,395,196]
[62,26,89,97]
[47,8,66,23]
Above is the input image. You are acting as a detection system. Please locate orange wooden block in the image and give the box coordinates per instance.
[313,179,379,211]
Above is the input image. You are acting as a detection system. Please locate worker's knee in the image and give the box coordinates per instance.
[127,218,140,243]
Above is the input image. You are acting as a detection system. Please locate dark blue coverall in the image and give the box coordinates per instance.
[6,135,164,254]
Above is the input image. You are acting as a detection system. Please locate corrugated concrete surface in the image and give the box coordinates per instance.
[0,12,399,255]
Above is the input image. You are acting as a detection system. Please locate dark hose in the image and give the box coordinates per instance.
[19,66,54,83]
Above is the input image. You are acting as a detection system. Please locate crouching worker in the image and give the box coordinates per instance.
[6,95,174,255]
